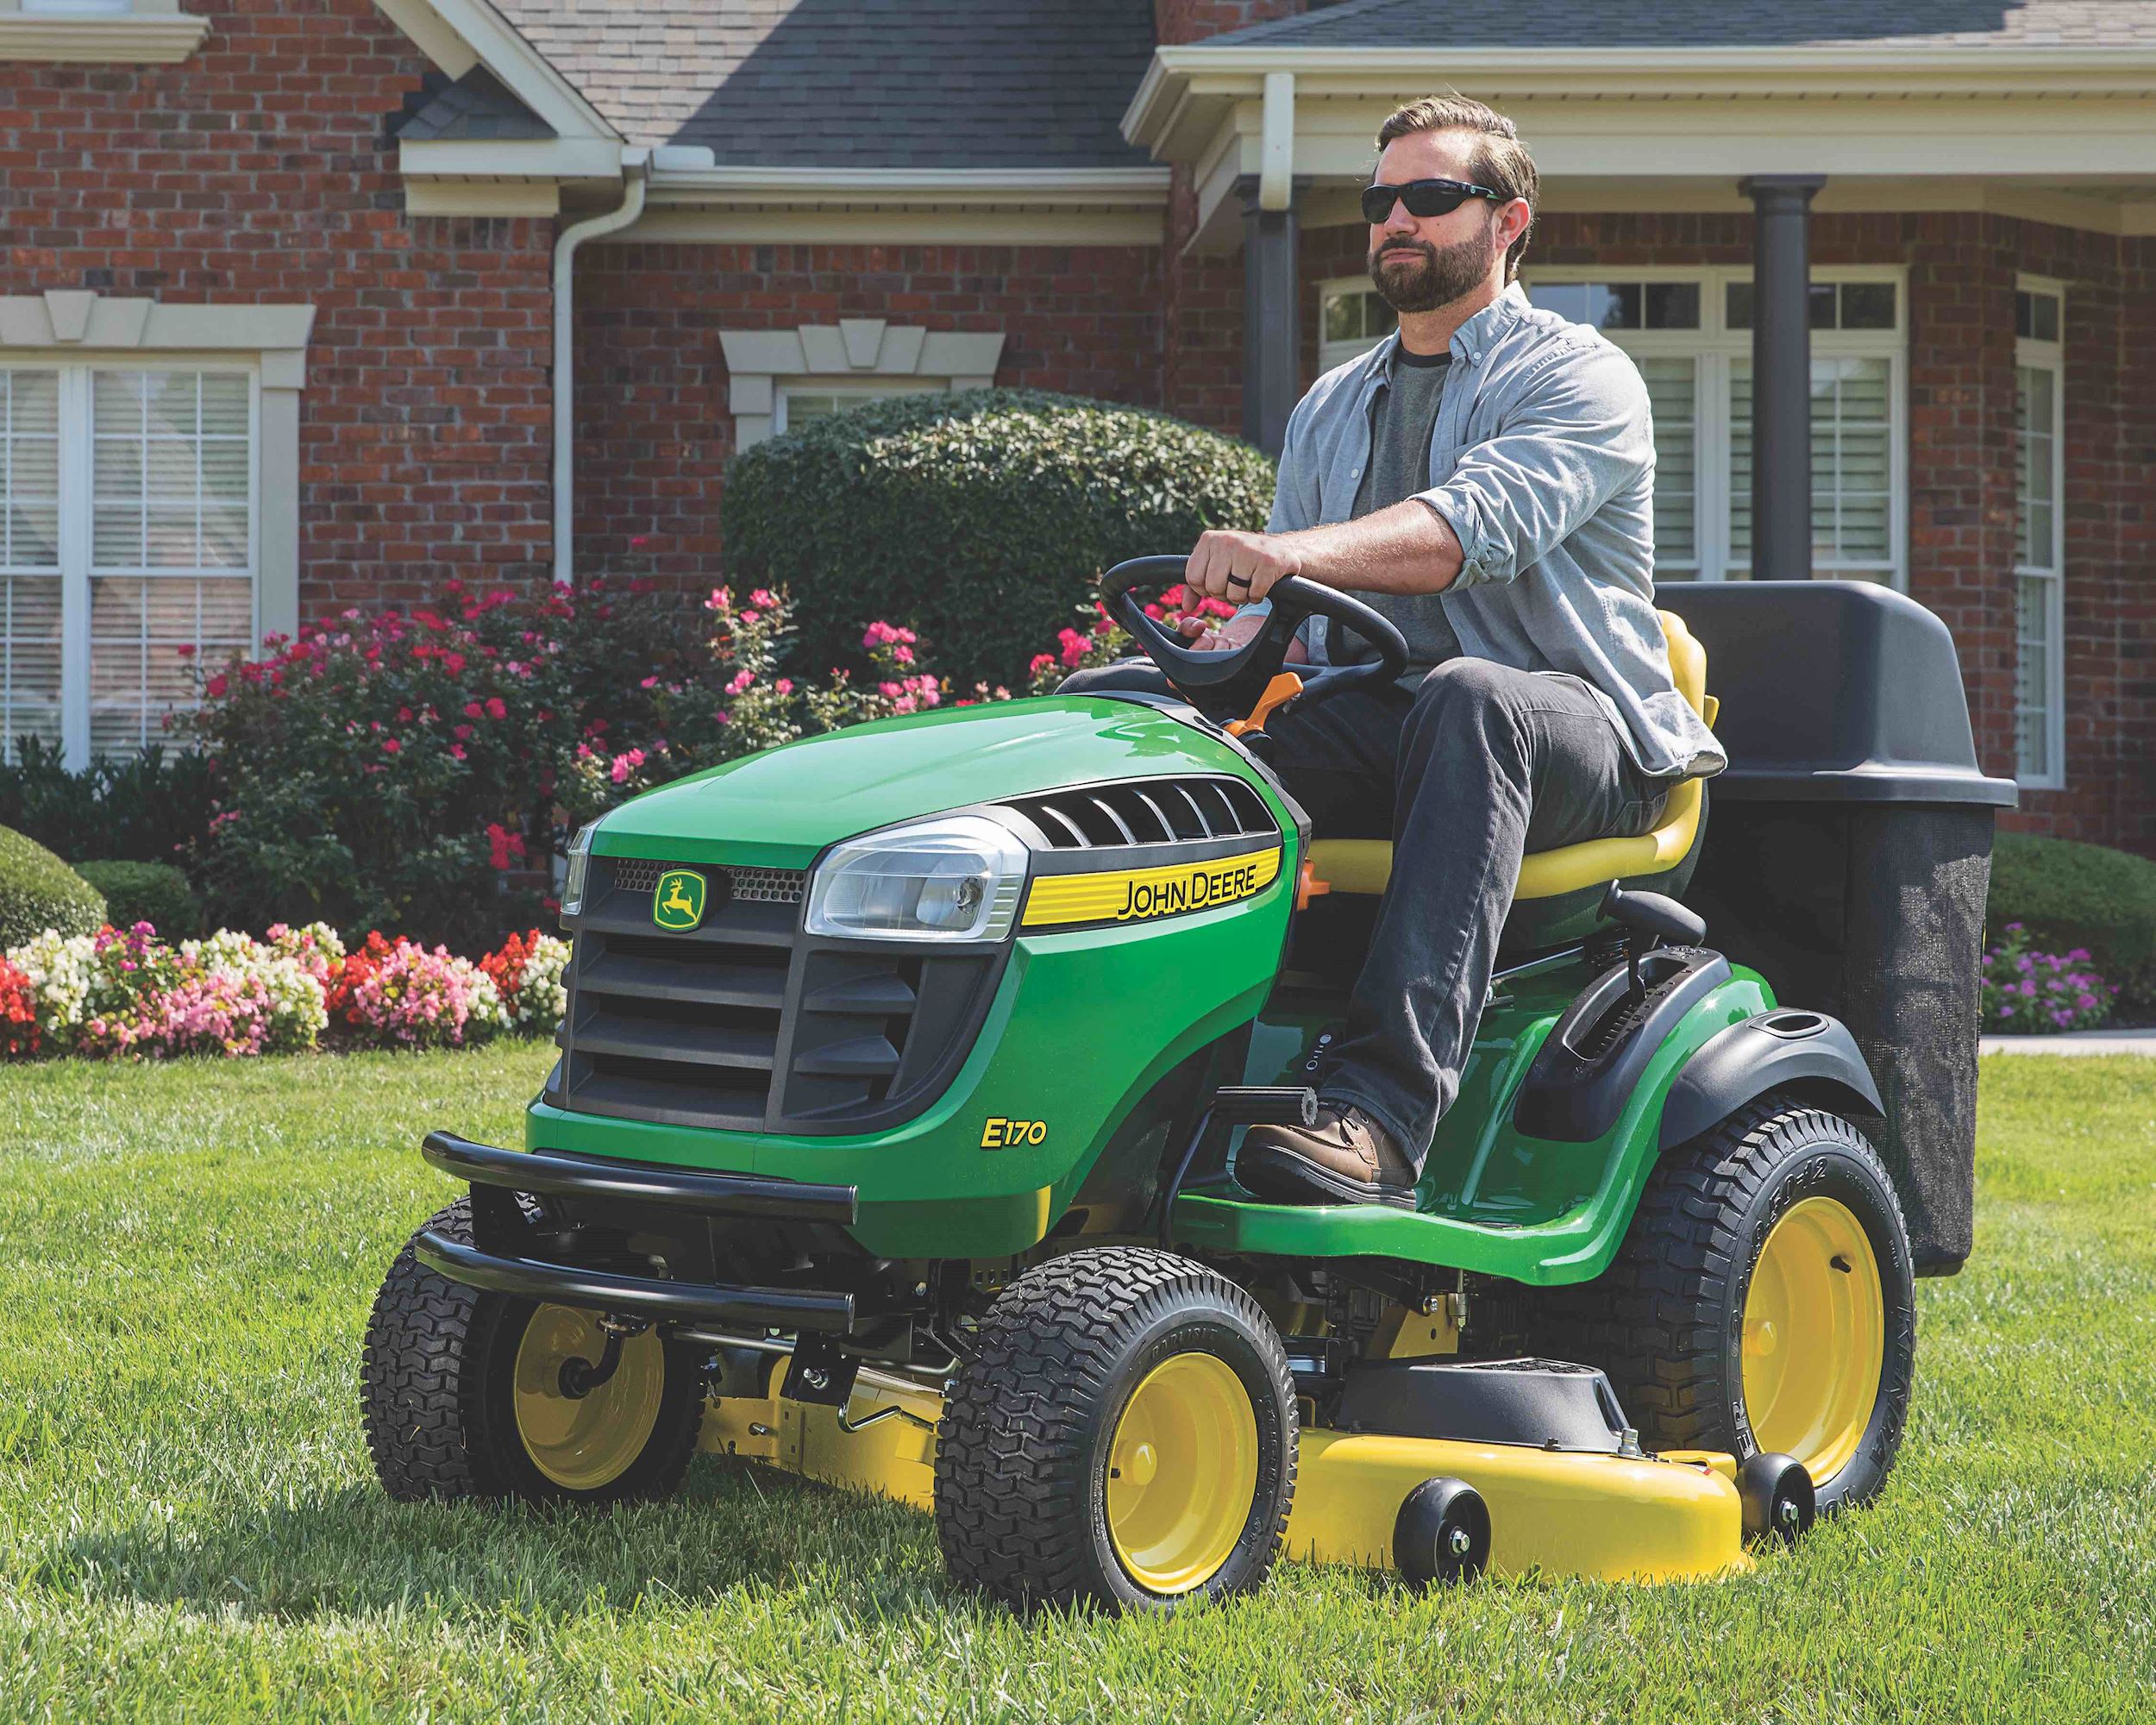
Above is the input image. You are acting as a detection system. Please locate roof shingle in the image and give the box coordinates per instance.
[495,0,1159,166]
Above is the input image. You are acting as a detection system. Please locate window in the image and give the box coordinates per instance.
[0,363,256,765]
[1525,267,1907,586]
[2015,280,2065,786]
[1318,283,1396,373]
[772,380,941,435]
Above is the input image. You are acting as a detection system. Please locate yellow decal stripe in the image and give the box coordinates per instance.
[1021,846,1281,929]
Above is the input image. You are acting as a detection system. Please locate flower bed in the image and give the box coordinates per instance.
[1981,921,2114,1034]
[0,920,571,1060]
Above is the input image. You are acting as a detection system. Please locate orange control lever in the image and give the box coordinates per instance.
[1225,671,1304,738]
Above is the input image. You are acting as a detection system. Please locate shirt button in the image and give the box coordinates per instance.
[1351,467,1360,477]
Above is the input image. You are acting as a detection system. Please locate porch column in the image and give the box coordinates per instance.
[1238,173,1300,456]
[1739,174,1825,579]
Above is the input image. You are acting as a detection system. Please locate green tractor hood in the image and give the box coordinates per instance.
[591,694,1266,866]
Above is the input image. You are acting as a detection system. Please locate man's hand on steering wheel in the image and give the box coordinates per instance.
[1187,529,1301,606]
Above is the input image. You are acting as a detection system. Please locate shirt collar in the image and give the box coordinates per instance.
[1357,279,1530,390]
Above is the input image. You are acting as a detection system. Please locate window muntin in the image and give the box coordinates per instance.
[1526,267,1906,588]
[0,362,256,764]
[2014,282,2065,787]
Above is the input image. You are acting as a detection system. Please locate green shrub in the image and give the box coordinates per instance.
[1988,832,2156,1008]
[722,388,1276,690]
[0,734,217,867]
[0,825,106,950]
[73,860,202,940]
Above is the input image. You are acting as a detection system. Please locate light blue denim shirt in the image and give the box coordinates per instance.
[1269,280,1725,782]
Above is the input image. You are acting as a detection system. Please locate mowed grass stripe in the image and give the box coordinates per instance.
[1,1049,2152,1722]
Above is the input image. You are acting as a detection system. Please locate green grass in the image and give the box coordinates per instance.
[2,1047,2153,1723]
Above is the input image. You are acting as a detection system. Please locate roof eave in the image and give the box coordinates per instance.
[1124,41,2156,154]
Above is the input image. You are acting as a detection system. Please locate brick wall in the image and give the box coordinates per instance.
[1269,209,2152,850]
[1154,0,1301,46]
[0,0,555,624]
[568,240,1163,586]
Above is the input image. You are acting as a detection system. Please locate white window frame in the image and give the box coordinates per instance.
[0,0,206,61]
[0,293,311,768]
[771,378,947,436]
[2,360,260,768]
[2014,274,2067,789]
[1520,264,1909,590]
[1316,277,1399,374]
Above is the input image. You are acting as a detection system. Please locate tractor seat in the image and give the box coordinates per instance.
[1303,609,1717,906]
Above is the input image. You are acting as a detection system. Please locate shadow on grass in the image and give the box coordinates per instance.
[36,1455,968,1625]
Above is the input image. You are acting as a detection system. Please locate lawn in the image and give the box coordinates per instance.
[2,1046,2152,1723]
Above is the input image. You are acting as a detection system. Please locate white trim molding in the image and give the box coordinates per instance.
[0,0,206,62]
[0,293,314,659]
[720,321,1006,449]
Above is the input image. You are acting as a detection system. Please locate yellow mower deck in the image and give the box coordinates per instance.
[701,1358,1750,1586]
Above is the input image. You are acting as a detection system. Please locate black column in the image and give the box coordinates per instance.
[1739,174,1825,580]
[1239,175,1300,456]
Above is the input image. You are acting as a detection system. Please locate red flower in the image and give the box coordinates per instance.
[382,738,402,755]
[485,696,507,720]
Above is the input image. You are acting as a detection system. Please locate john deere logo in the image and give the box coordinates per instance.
[653,869,707,931]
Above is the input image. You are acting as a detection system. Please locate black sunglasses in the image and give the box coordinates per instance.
[1361,177,1507,223]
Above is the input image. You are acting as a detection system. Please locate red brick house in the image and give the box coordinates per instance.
[3,0,2152,848]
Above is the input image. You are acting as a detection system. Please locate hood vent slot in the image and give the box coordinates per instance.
[1004,777,1276,851]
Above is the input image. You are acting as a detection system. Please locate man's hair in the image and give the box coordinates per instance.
[1375,95,1539,284]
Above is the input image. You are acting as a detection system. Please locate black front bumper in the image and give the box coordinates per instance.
[415,1131,862,1333]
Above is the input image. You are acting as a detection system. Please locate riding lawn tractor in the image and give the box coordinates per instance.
[361,560,2011,1610]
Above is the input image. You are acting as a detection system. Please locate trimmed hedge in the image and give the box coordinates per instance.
[0,825,106,950]
[1988,831,2156,1008]
[74,860,202,940]
[0,735,217,867]
[722,388,1276,689]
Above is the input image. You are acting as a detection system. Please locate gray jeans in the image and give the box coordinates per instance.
[1060,658,1670,1166]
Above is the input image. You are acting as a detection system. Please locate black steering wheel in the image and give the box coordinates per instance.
[1099,554,1410,727]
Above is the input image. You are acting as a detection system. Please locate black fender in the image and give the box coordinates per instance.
[1658,1008,1884,1151]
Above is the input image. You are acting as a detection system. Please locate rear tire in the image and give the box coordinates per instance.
[360,1197,705,1505]
[934,1245,1297,1613]
[1529,1096,1915,1513]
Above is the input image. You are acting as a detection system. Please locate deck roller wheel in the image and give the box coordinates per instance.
[1394,1476,1490,1588]
[1739,1451,1816,1546]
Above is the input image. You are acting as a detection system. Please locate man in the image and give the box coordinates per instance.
[1064,95,1724,1208]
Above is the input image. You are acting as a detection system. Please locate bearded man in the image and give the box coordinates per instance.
[1062,95,1724,1208]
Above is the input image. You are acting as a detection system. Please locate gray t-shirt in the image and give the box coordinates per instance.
[1340,347,1462,681]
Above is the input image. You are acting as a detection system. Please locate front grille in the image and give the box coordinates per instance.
[1004,776,1277,850]
[550,854,1004,1134]
[609,856,805,904]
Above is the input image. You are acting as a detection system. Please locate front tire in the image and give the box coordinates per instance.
[1533,1096,1916,1513]
[934,1246,1297,1613]
[360,1198,705,1505]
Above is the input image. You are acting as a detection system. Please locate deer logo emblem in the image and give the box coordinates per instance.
[652,868,707,931]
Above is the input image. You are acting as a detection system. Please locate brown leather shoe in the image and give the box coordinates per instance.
[1237,1104,1420,1209]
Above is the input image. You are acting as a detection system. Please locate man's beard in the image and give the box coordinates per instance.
[1368,221,1499,314]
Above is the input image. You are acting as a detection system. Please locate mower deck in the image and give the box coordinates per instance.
[700,1354,1750,1585]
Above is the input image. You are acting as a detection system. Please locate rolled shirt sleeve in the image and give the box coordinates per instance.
[1414,339,1654,591]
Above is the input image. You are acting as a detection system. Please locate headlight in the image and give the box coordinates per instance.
[805,813,1028,942]
[560,820,599,916]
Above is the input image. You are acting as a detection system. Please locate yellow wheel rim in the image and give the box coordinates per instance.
[1743,1195,1886,1485]
[511,1305,667,1492]
[1105,1351,1259,1595]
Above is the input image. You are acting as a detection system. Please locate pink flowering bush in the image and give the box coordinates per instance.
[1025,582,1239,693]
[1981,921,2113,1033]
[173,574,960,950]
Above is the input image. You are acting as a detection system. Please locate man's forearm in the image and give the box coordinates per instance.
[1277,499,1463,595]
